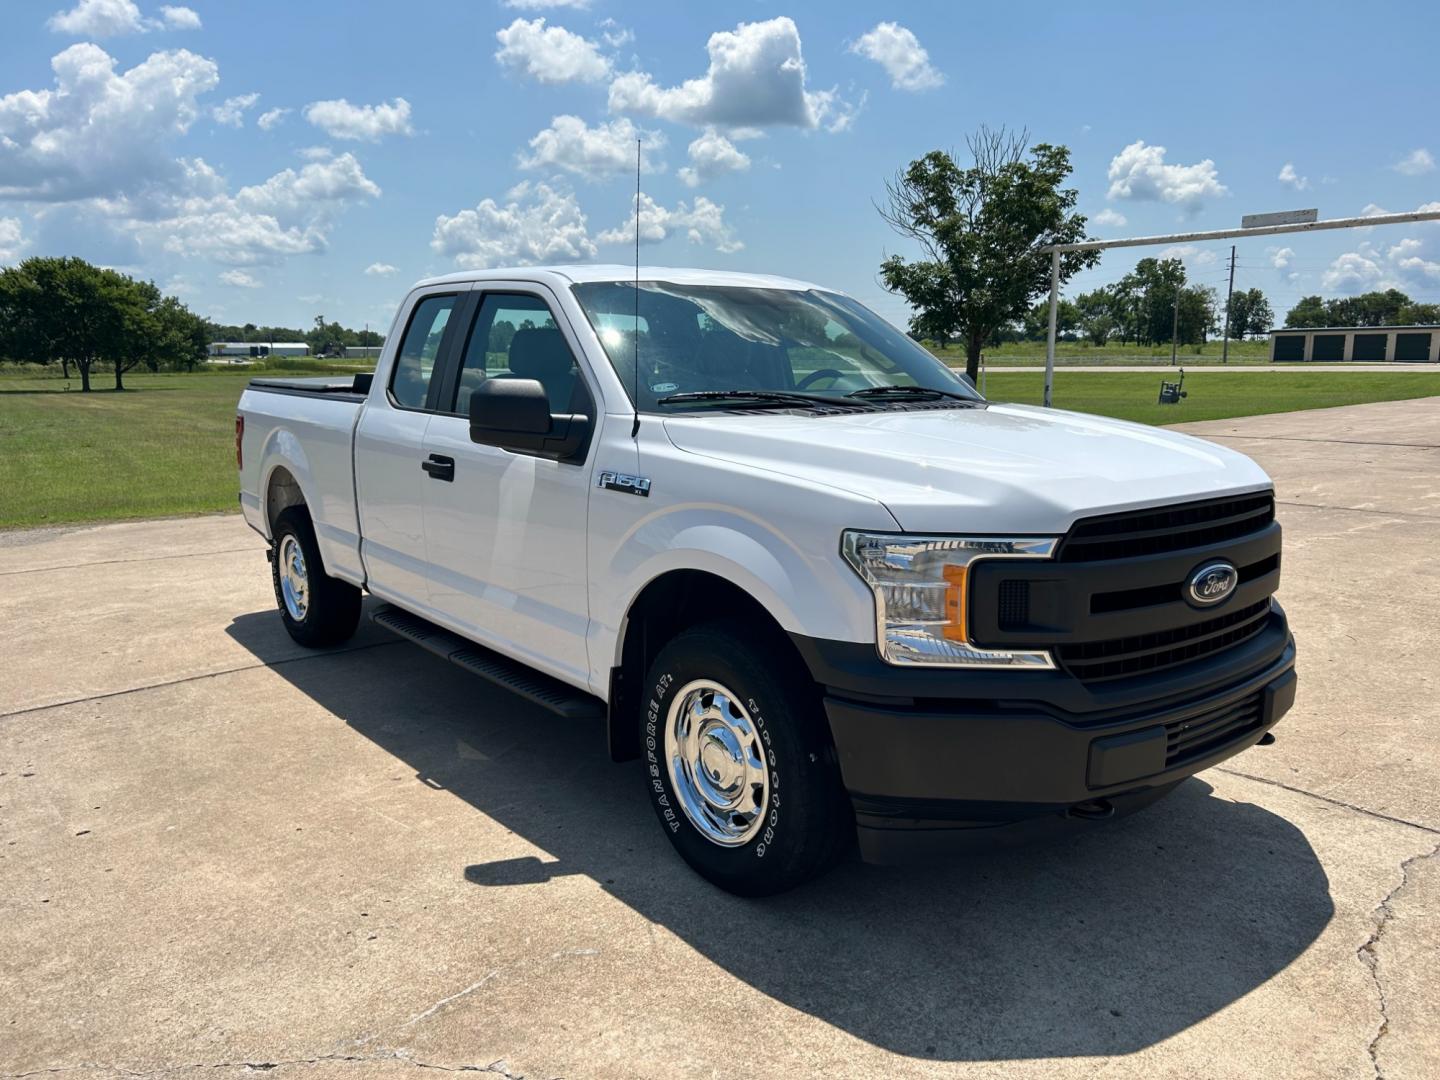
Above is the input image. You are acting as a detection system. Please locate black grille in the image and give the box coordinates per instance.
[1059,492,1275,563]
[997,580,1030,630]
[1058,600,1273,682]
[1166,692,1265,767]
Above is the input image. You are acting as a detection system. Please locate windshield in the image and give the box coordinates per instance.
[570,281,980,412]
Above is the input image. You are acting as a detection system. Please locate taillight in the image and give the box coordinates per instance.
[235,415,244,470]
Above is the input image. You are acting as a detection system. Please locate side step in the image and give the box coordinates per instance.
[369,603,605,720]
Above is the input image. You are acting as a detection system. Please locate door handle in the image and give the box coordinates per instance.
[421,454,455,482]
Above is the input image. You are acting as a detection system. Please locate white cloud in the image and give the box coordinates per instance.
[104,152,383,267]
[502,0,591,8]
[1106,140,1227,210]
[1277,162,1309,190]
[677,128,750,187]
[848,22,944,92]
[0,217,28,262]
[1159,243,1217,267]
[1315,236,1440,294]
[608,17,845,130]
[48,0,147,36]
[495,18,611,85]
[364,262,398,276]
[296,146,333,161]
[0,44,219,202]
[257,107,291,131]
[212,92,260,128]
[598,192,742,254]
[159,5,200,29]
[1268,246,1298,282]
[303,97,413,142]
[598,18,633,49]
[1091,208,1126,227]
[1393,148,1435,176]
[1387,237,1440,281]
[518,115,664,179]
[432,181,597,269]
[219,269,261,288]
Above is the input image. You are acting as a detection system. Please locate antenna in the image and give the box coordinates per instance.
[631,136,641,437]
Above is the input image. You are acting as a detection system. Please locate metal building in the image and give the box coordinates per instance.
[1268,326,1440,362]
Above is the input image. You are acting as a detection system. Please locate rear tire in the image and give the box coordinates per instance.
[641,620,852,895]
[270,506,362,648]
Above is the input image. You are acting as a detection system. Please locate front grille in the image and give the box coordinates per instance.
[1166,691,1265,767]
[997,580,1030,630]
[1058,599,1273,682]
[1058,492,1275,563]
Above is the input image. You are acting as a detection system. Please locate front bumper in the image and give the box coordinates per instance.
[791,608,1296,864]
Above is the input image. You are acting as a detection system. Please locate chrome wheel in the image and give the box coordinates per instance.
[664,679,770,847]
[277,533,309,621]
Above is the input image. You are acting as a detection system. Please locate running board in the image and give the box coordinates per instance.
[369,604,605,720]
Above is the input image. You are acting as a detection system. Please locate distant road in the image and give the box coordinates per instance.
[983,363,1440,373]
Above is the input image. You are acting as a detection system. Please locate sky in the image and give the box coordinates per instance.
[2,0,1438,336]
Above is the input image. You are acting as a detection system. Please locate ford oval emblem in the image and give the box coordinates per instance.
[1187,561,1238,606]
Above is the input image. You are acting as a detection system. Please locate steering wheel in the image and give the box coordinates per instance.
[794,367,844,391]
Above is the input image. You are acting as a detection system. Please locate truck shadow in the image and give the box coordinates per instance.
[227,608,1333,1062]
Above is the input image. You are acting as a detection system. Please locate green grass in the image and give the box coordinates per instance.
[2,367,1438,528]
[927,338,1275,366]
[0,367,369,528]
[982,369,1440,424]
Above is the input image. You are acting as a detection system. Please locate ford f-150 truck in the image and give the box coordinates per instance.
[237,265,1296,895]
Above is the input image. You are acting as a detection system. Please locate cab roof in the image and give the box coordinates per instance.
[411,264,827,293]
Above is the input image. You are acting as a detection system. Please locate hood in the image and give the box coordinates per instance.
[661,403,1272,534]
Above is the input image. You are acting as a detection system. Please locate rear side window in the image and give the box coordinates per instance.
[390,294,457,409]
[453,293,580,415]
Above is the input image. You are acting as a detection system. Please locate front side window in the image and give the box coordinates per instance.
[571,281,978,412]
[389,293,457,409]
[452,293,580,415]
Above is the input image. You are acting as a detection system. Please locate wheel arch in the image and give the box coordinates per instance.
[606,568,813,762]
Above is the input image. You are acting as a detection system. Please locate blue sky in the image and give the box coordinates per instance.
[2,0,1438,335]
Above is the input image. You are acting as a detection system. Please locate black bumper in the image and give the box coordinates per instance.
[791,606,1296,864]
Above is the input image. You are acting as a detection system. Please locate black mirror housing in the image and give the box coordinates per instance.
[470,377,552,435]
[469,377,591,463]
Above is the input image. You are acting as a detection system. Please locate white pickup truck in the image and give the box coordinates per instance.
[237,265,1296,895]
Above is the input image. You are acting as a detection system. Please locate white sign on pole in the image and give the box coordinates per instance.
[1241,208,1319,229]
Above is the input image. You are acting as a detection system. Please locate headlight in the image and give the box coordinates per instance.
[841,531,1059,668]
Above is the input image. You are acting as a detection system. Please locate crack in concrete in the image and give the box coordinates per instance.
[0,547,259,578]
[1215,766,1440,835]
[401,971,502,1029]
[0,639,405,723]
[2,1050,529,1078]
[1356,840,1440,1080]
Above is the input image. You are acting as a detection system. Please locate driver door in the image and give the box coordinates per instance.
[419,285,596,687]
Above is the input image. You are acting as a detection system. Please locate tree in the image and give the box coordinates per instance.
[877,127,1099,381]
[1226,288,1273,339]
[1285,295,1326,328]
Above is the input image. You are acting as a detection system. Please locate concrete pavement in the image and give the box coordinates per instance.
[2,398,1438,1079]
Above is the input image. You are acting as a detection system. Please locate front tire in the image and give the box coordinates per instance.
[641,621,851,895]
[270,506,362,648]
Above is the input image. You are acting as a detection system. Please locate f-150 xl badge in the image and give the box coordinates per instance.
[598,471,651,497]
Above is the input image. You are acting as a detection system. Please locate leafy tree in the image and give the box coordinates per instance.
[1226,288,1273,339]
[1398,301,1440,324]
[1285,295,1326,328]
[877,127,1099,381]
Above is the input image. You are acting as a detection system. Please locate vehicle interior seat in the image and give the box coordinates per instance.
[507,328,577,412]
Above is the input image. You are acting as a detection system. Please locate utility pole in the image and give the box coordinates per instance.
[1170,287,1180,366]
[1221,244,1237,364]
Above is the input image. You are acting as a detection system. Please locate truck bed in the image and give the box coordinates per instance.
[246,373,373,402]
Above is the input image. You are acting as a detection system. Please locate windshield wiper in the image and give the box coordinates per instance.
[845,384,980,403]
[656,389,870,409]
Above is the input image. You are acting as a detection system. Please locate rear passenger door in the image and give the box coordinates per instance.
[419,286,597,687]
[354,288,470,615]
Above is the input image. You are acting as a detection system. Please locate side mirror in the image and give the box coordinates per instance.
[469,378,591,463]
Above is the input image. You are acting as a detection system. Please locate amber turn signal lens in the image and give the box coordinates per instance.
[942,563,968,642]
